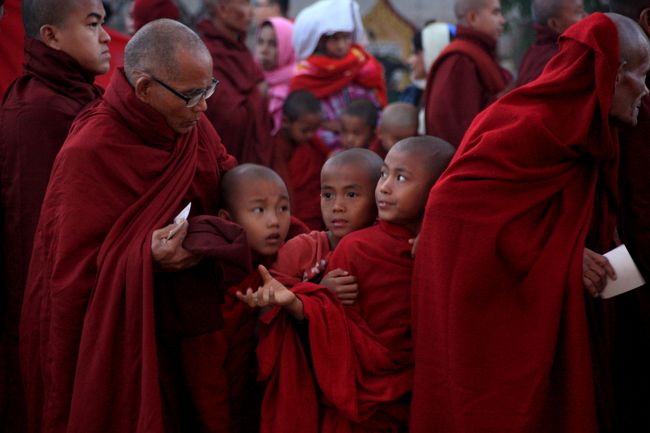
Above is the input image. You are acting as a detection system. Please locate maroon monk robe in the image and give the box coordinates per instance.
[0,0,23,97]
[515,24,560,87]
[411,13,620,433]
[258,221,414,433]
[0,37,102,433]
[19,68,237,433]
[611,91,650,431]
[424,25,512,147]
[271,132,329,230]
[199,20,273,165]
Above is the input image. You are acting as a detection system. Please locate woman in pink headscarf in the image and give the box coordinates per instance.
[255,17,296,135]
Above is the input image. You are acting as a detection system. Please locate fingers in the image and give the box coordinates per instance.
[166,220,188,241]
[258,264,274,283]
[325,268,349,278]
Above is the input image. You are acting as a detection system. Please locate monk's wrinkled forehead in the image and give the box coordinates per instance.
[22,0,103,38]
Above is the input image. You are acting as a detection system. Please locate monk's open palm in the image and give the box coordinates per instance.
[236,265,297,308]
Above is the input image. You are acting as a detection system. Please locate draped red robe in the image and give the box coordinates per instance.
[258,221,414,433]
[0,37,103,433]
[515,24,560,87]
[271,132,329,230]
[411,13,620,433]
[199,20,273,165]
[424,25,512,147]
[19,68,237,433]
[0,0,23,97]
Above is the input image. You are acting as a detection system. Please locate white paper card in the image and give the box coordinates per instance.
[600,244,646,299]
[174,202,192,225]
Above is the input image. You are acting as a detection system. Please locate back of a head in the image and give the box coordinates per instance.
[124,18,210,83]
[23,0,78,38]
[343,99,379,128]
[323,148,383,185]
[532,0,564,25]
[380,103,418,132]
[283,90,322,121]
[391,136,455,184]
[454,0,485,23]
[609,0,649,19]
[605,12,650,61]
[221,164,288,212]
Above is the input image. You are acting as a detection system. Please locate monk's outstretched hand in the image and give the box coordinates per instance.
[583,247,616,297]
[236,265,304,319]
[151,220,202,271]
[321,268,358,305]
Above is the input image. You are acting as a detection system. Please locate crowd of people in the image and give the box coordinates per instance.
[2,0,650,432]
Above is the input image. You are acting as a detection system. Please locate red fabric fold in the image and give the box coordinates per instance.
[290,44,388,107]
[411,13,620,433]
[20,68,236,433]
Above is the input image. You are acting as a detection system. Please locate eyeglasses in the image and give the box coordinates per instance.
[151,76,219,108]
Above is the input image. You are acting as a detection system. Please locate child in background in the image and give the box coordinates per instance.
[373,102,419,158]
[255,17,296,135]
[271,90,330,230]
[271,149,382,304]
[290,0,387,149]
[339,99,379,150]
[239,136,456,433]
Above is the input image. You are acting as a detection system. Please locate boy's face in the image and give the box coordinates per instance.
[340,114,374,149]
[255,23,277,70]
[285,112,322,144]
[323,32,353,58]
[376,149,431,231]
[225,178,291,257]
[51,0,111,75]
[378,124,417,153]
[321,163,377,240]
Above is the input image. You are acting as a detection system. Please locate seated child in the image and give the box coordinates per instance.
[290,0,387,149]
[182,164,291,433]
[339,99,380,150]
[271,90,330,230]
[373,102,419,158]
[239,136,456,433]
[271,148,383,304]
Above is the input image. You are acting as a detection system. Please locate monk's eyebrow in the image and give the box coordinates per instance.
[87,12,103,20]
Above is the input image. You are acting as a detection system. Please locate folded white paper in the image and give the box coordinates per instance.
[174,202,192,225]
[600,244,646,299]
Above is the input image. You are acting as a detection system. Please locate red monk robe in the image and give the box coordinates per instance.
[271,132,329,230]
[0,0,23,97]
[199,20,273,165]
[132,0,180,32]
[411,13,620,433]
[270,230,332,284]
[19,68,237,433]
[258,221,414,433]
[515,24,560,87]
[368,136,386,159]
[424,25,512,147]
[0,37,103,433]
[611,89,650,431]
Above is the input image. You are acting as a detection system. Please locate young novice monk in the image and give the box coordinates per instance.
[271,90,330,230]
[271,148,382,304]
[183,164,291,433]
[239,136,455,433]
[373,102,419,158]
[340,99,380,150]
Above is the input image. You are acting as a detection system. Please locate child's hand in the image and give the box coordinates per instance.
[321,268,358,305]
[409,234,420,258]
[236,265,297,308]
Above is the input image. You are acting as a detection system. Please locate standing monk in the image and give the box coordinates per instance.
[516,0,586,86]
[609,0,650,431]
[20,18,237,433]
[411,13,650,433]
[199,0,273,165]
[0,1,108,431]
[424,0,511,147]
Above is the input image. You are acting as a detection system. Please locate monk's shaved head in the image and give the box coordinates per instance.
[454,0,488,21]
[221,164,288,212]
[533,0,567,25]
[124,18,212,83]
[391,136,455,183]
[605,12,650,63]
[23,0,82,38]
[379,103,418,132]
[323,148,384,185]
[609,0,650,20]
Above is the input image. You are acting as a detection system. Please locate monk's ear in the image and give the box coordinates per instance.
[640,8,650,36]
[281,115,291,130]
[133,75,155,103]
[546,17,561,34]
[465,10,479,28]
[218,209,232,221]
[39,24,61,50]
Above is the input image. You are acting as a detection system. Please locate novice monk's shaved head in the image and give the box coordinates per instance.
[23,0,81,38]
[378,103,419,152]
[221,163,289,212]
[392,135,455,182]
[533,0,586,34]
[605,12,650,126]
[124,18,212,83]
[323,148,383,184]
